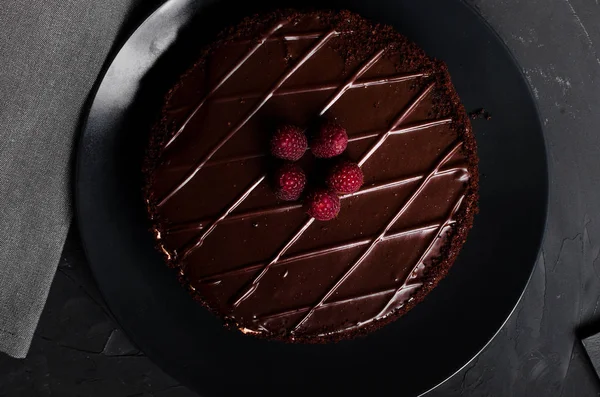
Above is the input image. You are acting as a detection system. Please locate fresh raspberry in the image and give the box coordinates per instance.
[273,163,307,201]
[270,125,307,161]
[305,189,341,221]
[327,161,364,194]
[310,122,348,158]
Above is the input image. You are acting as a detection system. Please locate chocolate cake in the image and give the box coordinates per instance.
[143,9,479,342]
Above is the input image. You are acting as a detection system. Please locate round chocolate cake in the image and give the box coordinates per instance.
[143,10,479,342]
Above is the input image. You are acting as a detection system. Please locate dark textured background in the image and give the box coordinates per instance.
[2,0,600,395]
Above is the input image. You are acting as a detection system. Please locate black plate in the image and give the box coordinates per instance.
[76,0,548,395]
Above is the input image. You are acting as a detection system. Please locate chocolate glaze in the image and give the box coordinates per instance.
[143,10,479,342]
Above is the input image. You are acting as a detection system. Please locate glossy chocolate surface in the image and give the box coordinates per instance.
[144,10,478,340]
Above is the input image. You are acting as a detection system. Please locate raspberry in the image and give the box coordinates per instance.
[327,161,364,194]
[305,189,341,221]
[273,163,307,201]
[270,125,307,161]
[310,122,348,158]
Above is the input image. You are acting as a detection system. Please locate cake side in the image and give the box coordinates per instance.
[143,9,479,342]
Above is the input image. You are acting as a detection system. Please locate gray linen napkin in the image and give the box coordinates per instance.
[0,0,138,358]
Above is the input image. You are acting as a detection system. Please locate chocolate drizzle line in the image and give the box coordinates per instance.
[359,83,435,167]
[319,48,385,116]
[292,142,463,332]
[180,176,266,260]
[158,29,339,207]
[232,217,316,306]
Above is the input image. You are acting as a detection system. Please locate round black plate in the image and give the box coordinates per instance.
[76,0,548,396]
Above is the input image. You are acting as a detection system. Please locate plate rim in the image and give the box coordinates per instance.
[74,0,550,395]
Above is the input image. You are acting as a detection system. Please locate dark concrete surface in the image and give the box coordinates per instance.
[2,0,600,395]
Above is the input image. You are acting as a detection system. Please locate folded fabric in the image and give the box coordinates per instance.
[0,0,136,358]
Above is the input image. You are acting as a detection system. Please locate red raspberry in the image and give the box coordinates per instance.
[270,125,307,161]
[273,163,307,201]
[305,189,341,221]
[327,161,364,194]
[310,122,348,158]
